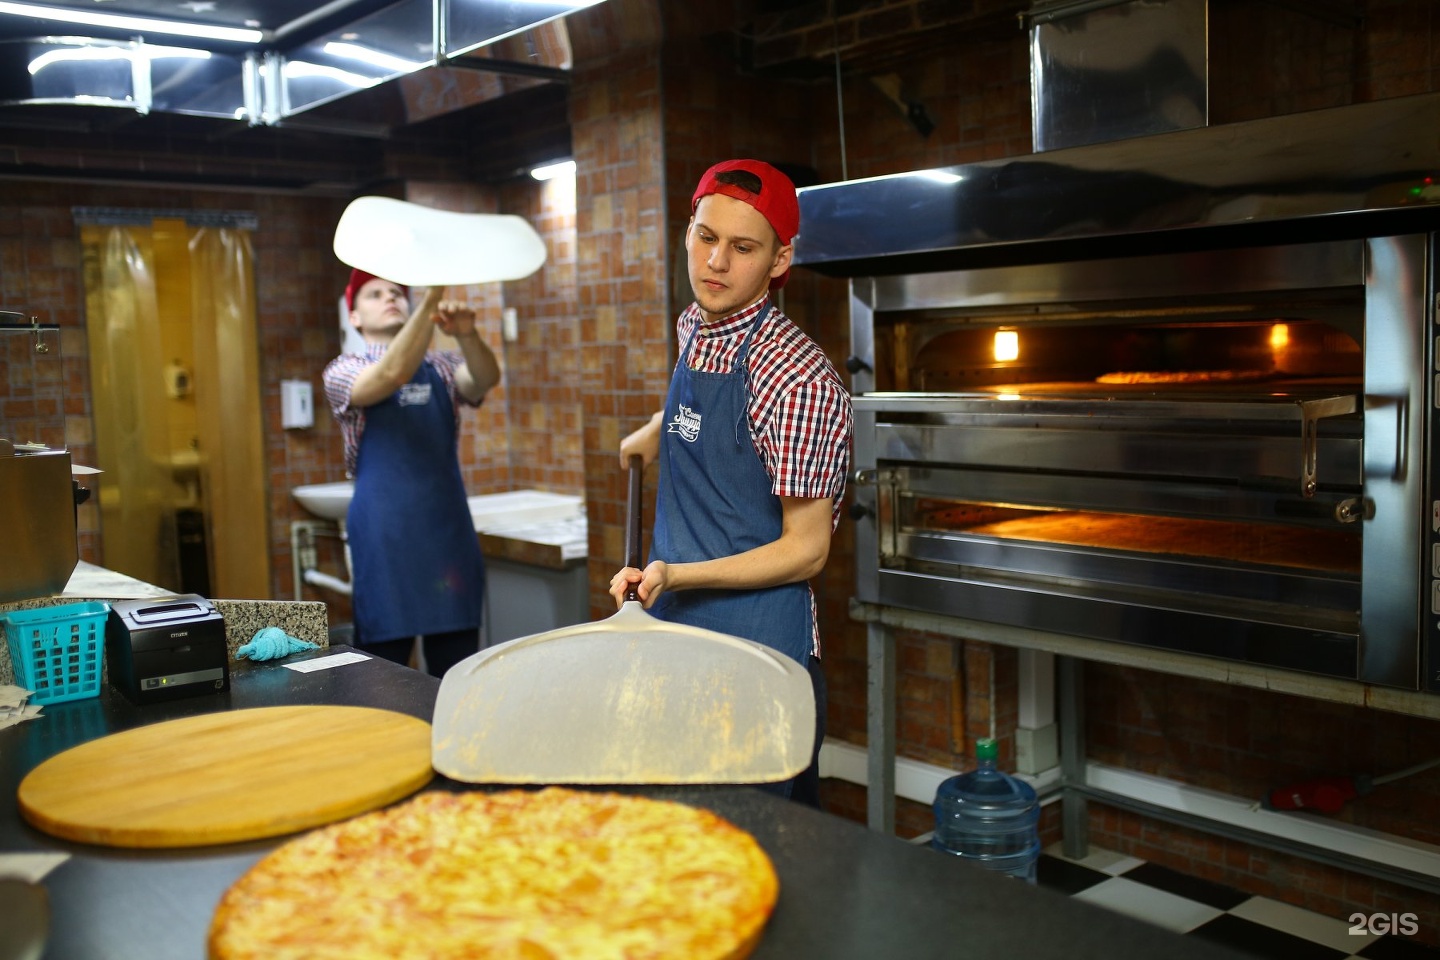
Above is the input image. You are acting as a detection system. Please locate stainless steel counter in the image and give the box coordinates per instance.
[0,647,1249,960]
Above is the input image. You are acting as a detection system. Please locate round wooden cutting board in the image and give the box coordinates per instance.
[18,705,434,848]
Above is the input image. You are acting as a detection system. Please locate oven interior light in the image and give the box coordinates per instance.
[1269,323,1290,350]
[993,330,1019,363]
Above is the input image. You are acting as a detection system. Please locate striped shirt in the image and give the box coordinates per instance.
[322,344,476,477]
[675,296,854,658]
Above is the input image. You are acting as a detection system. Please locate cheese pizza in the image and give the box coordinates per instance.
[208,787,779,960]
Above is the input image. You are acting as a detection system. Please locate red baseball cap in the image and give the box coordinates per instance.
[691,159,799,290]
[344,269,407,311]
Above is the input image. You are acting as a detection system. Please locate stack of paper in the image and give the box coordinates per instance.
[0,684,41,731]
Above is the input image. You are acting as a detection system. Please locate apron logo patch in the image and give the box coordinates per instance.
[397,383,432,407]
[667,404,702,443]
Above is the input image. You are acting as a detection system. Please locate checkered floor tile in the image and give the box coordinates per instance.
[1036,845,1440,960]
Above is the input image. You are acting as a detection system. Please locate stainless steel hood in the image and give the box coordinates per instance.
[794,92,1440,276]
[0,0,603,127]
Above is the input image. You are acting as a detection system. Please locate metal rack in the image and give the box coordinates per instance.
[0,310,58,354]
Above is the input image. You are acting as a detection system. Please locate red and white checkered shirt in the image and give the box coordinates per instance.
[676,296,854,531]
[675,296,853,658]
[322,344,476,477]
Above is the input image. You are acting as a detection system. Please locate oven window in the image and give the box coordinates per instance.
[902,498,1360,574]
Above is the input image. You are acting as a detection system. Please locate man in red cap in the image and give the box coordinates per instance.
[608,159,853,806]
[322,270,500,676]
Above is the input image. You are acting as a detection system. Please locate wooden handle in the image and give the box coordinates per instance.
[624,455,643,601]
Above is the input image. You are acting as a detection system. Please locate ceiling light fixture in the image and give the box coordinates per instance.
[29,42,211,75]
[323,41,425,74]
[0,0,264,43]
[530,159,575,181]
[282,60,380,89]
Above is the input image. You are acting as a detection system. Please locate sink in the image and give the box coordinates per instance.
[292,481,354,521]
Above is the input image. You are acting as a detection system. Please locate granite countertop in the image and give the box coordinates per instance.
[0,562,328,687]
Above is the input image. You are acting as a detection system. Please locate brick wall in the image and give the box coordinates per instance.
[568,11,670,614]
[497,175,585,496]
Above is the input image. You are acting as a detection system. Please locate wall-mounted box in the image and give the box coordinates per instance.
[280,380,313,430]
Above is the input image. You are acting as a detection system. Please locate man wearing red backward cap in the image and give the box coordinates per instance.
[608,159,853,807]
[322,268,500,677]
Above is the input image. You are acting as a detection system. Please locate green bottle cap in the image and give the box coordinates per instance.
[975,737,998,762]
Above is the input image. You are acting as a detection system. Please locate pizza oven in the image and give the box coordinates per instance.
[795,93,1440,693]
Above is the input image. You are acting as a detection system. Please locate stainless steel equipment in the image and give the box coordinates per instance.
[0,446,78,604]
[795,92,1440,694]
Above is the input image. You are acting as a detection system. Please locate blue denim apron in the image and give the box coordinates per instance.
[650,306,813,667]
[347,358,484,644]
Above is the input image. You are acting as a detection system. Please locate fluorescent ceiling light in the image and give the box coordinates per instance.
[0,1,263,43]
[283,60,381,89]
[323,41,425,74]
[530,159,574,181]
[30,44,210,75]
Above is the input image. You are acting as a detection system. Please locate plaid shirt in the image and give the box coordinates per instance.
[676,296,853,529]
[675,297,854,658]
[322,344,476,477]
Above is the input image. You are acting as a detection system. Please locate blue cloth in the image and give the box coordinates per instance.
[347,356,485,644]
[236,627,319,661]
[649,303,813,668]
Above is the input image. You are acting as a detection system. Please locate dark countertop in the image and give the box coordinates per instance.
[0,647,1248,960]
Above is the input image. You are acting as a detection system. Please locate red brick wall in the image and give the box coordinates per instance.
[568,5,670,614]
[497,176,585,496]
[1210,0,1440,121]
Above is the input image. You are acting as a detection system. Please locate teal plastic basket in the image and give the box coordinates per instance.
[3,601,109,705]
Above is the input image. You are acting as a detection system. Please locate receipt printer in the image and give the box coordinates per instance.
[107,594,229,704]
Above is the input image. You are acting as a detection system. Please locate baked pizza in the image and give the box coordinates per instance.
[208,787,779,960]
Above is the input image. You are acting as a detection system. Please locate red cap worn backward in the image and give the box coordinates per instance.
[691,159,799,290]
[343,269,407,311]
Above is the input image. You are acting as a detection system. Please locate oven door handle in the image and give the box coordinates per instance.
[1297,395,1357,498]
[1273,496,1373,524]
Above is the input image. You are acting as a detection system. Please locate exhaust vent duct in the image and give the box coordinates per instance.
[1024,0,1208,152]
[0,0,602,126]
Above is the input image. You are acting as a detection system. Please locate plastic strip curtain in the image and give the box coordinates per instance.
[82,225,180,590]
[188,227,270,599]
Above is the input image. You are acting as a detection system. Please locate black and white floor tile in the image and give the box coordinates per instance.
[1036,844,1440,960]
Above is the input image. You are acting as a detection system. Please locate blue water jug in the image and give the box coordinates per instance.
[932,737,1041,883]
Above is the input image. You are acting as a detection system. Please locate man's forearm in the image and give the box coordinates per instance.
[665,496,835,590]
[453,330,501,401]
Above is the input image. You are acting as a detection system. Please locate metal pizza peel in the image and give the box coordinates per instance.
[333,196,547,286]
[432,459,816,785]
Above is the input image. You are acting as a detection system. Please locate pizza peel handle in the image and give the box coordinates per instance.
[624,454,643,601]
[431,457,816,786]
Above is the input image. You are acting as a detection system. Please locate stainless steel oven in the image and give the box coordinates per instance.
[795,93,1440,693]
